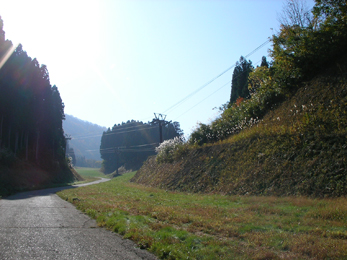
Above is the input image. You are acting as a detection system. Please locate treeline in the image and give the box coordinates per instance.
[75,156,102,168]
[100,120,183,173]
[0,17,69,178]
[190,0,347,145]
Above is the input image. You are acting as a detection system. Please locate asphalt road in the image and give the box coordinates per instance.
[0,179,157,260]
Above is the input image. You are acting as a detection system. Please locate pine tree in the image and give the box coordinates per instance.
[229,56,253,104]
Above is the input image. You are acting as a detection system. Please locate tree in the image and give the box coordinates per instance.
[260,56,269,68]
[271,0,347,90]
[313,0,347,26]
[100,120,183,173]
[0,17,69,173]
[278,0,313,28]
[229,56,253,104]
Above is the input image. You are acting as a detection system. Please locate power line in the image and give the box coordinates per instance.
[69,40,271,141]
[89,142,158,153]
[163,39,271,114]
[72,125,159,140]
[173,57,267,121]
[103,125,158,136]
[174,81,230,120]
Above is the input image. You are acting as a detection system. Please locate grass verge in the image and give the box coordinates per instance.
[57,172,347,260]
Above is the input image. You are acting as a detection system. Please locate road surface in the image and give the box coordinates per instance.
[0,179,157,260]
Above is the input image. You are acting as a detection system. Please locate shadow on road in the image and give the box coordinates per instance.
[4,178,110,201]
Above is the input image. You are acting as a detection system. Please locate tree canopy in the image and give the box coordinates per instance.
[229,56,253,105]
[0,16,68,175]
[190,0,347,145]
[100,119,183,173]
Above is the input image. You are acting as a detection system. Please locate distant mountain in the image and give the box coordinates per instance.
[63,115,107,161]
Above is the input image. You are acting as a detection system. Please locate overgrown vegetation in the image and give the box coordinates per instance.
[133,0,347,198]
[58,172,347,260]
[189,0,347,146]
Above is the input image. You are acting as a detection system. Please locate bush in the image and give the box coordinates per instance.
[155,136,185,163]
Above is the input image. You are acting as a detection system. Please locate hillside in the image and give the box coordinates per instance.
[131,2,347,198]
[63,114,107,161]
[131,63,347,198]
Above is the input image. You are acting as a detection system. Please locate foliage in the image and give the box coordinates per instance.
[0,16,74,188]
[271,0,347,86]
[189,0,347,146]
[155,136,185,163]
[189,74,280,146]
[58,172,347,259]
[100,120,183,173]
[136,65,347,198]
[229,56,253,104]
[278,0,313,28]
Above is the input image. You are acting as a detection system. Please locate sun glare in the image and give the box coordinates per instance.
[1,0,101,68]
[0,42,18,70]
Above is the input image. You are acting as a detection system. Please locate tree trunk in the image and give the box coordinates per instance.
[0,115,3,148]
[20,130,24,150]
[52,139,55,159]
[8,124,11,151]
[35,130,40,162]
[25,131,28,161]
[15,131,19,153]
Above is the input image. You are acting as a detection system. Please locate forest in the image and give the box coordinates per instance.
[0,16,75,194]
[100,119,183,173]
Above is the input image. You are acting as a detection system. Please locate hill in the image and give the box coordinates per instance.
[132,2,347,197]
[131,63,347,198]
[63,114,107,162]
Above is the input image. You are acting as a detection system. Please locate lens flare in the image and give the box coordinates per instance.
[0,43,18,70]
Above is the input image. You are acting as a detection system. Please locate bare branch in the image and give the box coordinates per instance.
[278,0,313,28]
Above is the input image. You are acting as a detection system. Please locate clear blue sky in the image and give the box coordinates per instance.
[1,0,314,137]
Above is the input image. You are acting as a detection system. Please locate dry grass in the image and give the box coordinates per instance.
[58,172,347,259]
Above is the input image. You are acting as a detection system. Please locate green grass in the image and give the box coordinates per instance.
[71,167,109,185]
[57,172,347,260]
[74,167,107,178]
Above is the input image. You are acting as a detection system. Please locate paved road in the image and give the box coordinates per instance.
[0,179,157,260]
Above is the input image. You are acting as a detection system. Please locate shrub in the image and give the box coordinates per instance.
[155,136,185,163]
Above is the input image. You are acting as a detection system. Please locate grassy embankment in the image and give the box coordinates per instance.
[57,172,347,260]
[133,72,347,197]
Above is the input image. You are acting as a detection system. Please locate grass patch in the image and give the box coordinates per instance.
[72,167,109,184]
[74,167,107,179]
[57,172,347,259]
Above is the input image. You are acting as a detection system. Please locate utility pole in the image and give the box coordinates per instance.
[114,147,119,176]
[64,135,71,156]
[153,113,170,144]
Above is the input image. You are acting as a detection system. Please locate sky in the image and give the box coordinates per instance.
[1,0,315,138]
